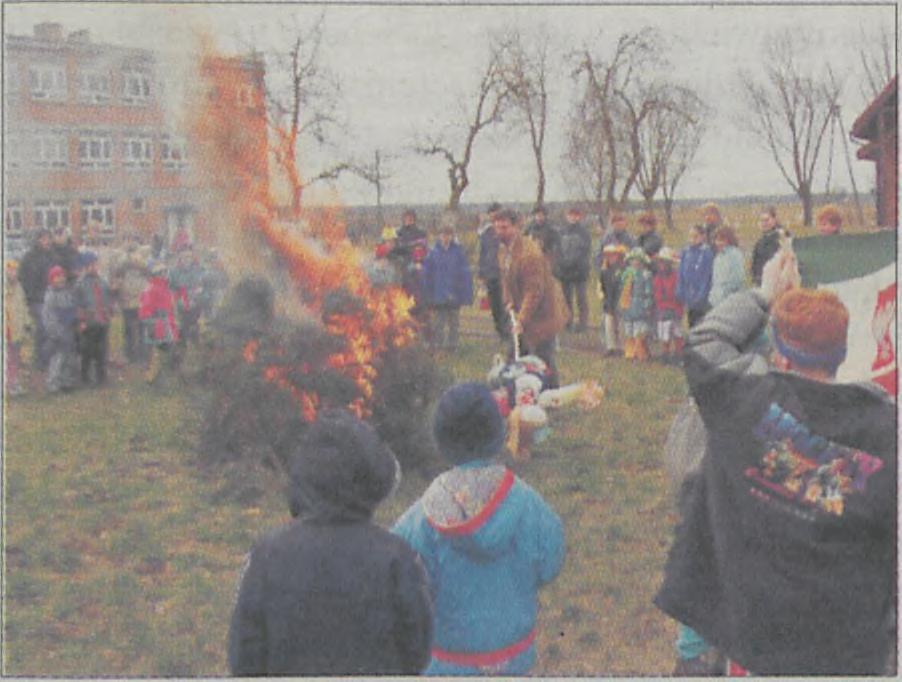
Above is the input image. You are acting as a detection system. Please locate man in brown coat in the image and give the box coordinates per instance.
[494,209,568,388]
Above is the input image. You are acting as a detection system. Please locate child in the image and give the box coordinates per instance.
[74,252,113,386]
[816,204,843,236]
[597,243,627,356]
[676,224,714,328]
[5,261,30,396]
[653,247,684,363]
[394,382,564,676]
[228,410,432,675]
[619,247,654,361]
[42,265,80,393]
[422,224,473,351]
[139,261,180,384]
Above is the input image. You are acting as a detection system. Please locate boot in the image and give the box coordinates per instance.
[623,337,634,360]
[145,347,162,384]
[636,335,650,361]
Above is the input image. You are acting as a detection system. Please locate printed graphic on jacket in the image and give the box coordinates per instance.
[746,403,883,517]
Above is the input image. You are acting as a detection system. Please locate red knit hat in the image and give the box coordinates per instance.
[771,289,849,370]
[48,265,66,284]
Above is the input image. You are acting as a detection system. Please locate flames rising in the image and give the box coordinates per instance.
[189,42,415,420]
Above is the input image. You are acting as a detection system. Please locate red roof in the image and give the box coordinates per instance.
[851,76,897,141]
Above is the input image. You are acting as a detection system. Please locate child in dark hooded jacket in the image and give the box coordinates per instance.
[394,382,565,675]
[228,410,433,676]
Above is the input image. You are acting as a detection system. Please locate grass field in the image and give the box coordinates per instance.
[4,328,686,676]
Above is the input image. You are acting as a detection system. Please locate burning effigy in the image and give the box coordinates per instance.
[188,42,449,479]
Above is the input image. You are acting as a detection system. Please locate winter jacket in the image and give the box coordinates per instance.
[524,219,560,260]
[478,222,501,281]
[750,227,785,286]
[51,241,80,283]
[675,243,713,312]
[229,412,432,676]
[655,290,896,675]
[393,460,565,675]
[653,270,682,321]
[6,277,30,345]
[618,265,654,322]
[638,230,663,258]
[18,244,56,305]
[554,221,592,281]
[423,241,473,308]
[600,228,636,251]
[708,245,746,307]
[74,273,112,327]
[498,234,568,348]
[599,262,624,315]
[394,224,428,300]
[116,252,149,310]
[169,261,202,313]
[42,285,77,351]
[139,277,179,345]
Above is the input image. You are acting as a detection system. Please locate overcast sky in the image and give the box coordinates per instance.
[5,2,896,207]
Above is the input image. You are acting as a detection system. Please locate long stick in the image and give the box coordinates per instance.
[510,310,520,361]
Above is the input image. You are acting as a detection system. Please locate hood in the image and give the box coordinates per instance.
[422,463,520,559]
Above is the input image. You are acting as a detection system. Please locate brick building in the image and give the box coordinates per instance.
[851,75,898,229]
[3,22,267,254]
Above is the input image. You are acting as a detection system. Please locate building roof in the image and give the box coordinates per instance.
[851,75,897,141]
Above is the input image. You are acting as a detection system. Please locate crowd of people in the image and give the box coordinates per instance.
[5,226,228,395]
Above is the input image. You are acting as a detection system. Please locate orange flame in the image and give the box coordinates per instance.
[191,42,415,421]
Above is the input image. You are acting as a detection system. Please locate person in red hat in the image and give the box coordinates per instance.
[41,265,79,393]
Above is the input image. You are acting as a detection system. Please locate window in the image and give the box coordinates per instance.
[122,135,152,168]
[122,71,151,104]
[29,64,67,101]
[80,198,116,242]
[33,200,70,231]
[5,62,21,97]
[5,201,24,237]
[236,84,256,108]
[161,134,188,170]
[78,132,113,169]
[78,70,111,103]
[132,197,146,213]
[5,134,25,170]
[33,131,69,168]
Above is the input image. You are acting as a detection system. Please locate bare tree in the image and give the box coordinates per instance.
[249,14,352,218]
[415,49,508,211]
[858,24,895,101]
[635,85,708,228]
[739,32,843,226]
[495,29,551,207]
[565,28,665,215]
[350,149,392,227]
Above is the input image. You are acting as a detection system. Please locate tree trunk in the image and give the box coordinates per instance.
[664,197,675,231]
[448,186,463,212]
[799,183,813,226]
[535,164,546,208]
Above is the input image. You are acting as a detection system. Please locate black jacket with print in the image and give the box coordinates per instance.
[655,290,896,675]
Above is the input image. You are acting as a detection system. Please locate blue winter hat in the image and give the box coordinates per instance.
[79,251,98,268]
[433,382,505,464]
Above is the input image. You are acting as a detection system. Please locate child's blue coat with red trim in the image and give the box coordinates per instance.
[393,459,565,675]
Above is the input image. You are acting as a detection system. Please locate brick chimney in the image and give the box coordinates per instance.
[34,22,64,42]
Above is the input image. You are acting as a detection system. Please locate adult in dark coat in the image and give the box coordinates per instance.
[524,205,560,262]
[18,229,56,369]
[750,205,787,286]
[50,228,80,283]
[553,207,592,332]
[393,210,430,325]
[228,410,433,676]
[477,202,508,342]
[636,211,663,258]
[656,251,896,676]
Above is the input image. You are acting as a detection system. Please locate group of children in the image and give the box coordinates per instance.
[598,243,685,363]
[229,382,564,676]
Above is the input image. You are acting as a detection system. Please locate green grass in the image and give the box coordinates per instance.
[4,327,689,676]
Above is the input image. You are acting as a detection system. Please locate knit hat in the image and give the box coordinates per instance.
[771,289,849,373]
[288,409,400,522]
[79,251,98,268]
[380,226,398,241]
[656,246,679,263]
[433,382,505,464]
[626,247,650,265]
[48,265,66,284]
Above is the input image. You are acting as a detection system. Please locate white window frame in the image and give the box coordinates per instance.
[80,198,116,242]
[33,131,70,168]
[121,71,152,105]
[33,199,71,231]
[78,69,111,104]
[78,132,113,169]
[29,64,67,101]
[122,135,153,169]
[161,134,188,170]
[5,200,25,237]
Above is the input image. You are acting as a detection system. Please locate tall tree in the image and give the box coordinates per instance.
[415,49,508,211]
[739,31,842,226]
[495,29,551,207]
[858,24,895,101]
[659,90,707,231]
[566,28,664,215]
[350,149,392,228]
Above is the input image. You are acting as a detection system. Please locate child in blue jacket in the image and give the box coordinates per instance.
[394,382,565,676]
[422,225,473,351]
[675,224,714,328]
